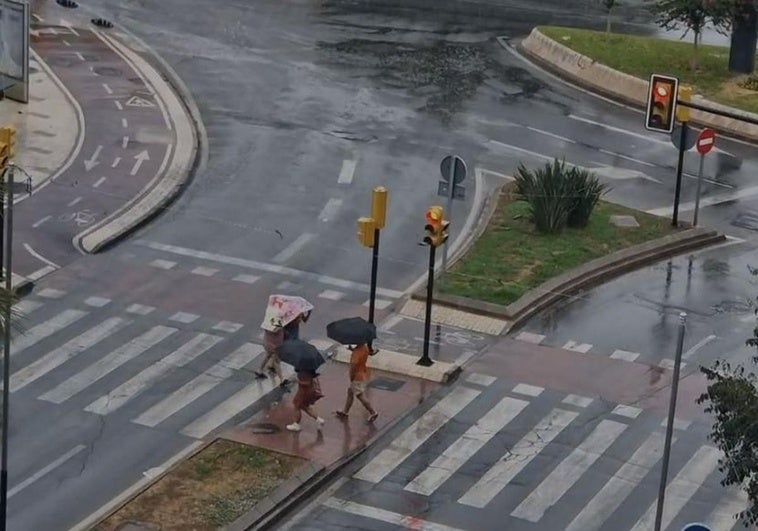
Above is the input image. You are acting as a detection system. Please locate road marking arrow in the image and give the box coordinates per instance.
[84,145,103,172]
[130,150,150,175]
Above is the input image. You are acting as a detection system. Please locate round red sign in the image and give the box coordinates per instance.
[697,128,716,155]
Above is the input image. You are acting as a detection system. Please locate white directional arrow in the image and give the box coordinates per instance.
[130,150,150,175]
[83,145,103,172]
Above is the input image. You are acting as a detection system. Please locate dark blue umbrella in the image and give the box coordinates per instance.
[326,317,377,345]
[278,339,325,373]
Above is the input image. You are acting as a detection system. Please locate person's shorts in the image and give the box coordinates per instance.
[350,380,367,394]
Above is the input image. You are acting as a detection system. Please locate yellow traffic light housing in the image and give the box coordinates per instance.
[423,205,445,247]
[357,217,376,248]
[371,186,388,229]
[0,126,16,159]
[645,74,678,133]
[676,85,692,123]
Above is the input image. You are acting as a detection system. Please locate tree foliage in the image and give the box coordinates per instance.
[697,278,758,526]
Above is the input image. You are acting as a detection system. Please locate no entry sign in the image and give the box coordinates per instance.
[696,128,716,155]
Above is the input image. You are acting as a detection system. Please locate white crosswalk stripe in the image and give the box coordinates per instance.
[704,489,749,530]
[85,332,223,415]
[132,342,264,428]
[10,317,129,392]
[12,309,87,356]
[39,325,177,404]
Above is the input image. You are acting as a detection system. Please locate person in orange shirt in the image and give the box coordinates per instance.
[335,343,378,422]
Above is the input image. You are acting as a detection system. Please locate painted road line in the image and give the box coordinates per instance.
[525,126,576,144]
[114,100,123,110]
[630,445,721,531]
[512,383,543,397]
[318,198,343,222]
[598,148,656,167]
[562,340,592,353]
[27,266,56,282]
[111,157,121,168]
[85,333,223,415]
[75,52,85,61]
[10,317,128,392]
[337,159,357,184]
[515,331,545,344]
[354,386,481,484]
[405,396,529,496]
[93,177,106,188]
[181,365,295,439]
[459,408,578,508]
[11,309,87,357]
[132,343,264,427]
[23,243,60,269]
[489,140,553,162]
[121,118,128,128]
[566,431,668,531]
[379,314,403,332]
[683,334,718,360]
[647,184,758,216]
[131,150,150,175]
[611,349,640,362]
[8,444,86,498]
[511,419,627,522]
[14,299,43,316]
[122,135,129,148]
[561,394,593,408]
[704,489,749,530]
[102,83,113,95]
[39,326,177,404]
[135,240,404,299]
[568,114,671,147]
[273,233,316,263]
[323,498,464,531]
[68,196,82,207]
[32,13,42,22]
[32,215,51,228]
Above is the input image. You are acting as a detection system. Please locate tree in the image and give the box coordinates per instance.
[651,0,733,69]
[726,0,758,73]
[697,287,758,525]
[602,0,618,35]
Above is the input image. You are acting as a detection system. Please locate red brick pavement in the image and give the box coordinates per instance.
[223,362,439,466]
[471,338,710,421]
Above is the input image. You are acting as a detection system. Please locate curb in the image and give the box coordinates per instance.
[413,227,726,333]
[71,27,206,254]
[518,27,758,145]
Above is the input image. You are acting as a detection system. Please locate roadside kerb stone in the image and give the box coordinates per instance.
[75,30,200,254]
[412,227,725,333]
[518,28,758,144]
[331,346,461,383]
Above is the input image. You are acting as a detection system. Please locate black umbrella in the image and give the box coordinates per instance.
[278,339,326,373]
[326,317,377,345]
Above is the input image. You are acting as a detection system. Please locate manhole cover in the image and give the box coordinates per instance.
[248,422,281,434]
[369,377,405,392]
[93,66,122,77]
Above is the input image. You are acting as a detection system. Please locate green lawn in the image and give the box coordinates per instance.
[539,25,758,114]
[440,191,674,306]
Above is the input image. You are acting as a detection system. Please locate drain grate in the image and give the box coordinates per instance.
[56,0,78,7]
[248,422,281,434]
[92,18,114,28]
[369,377,405,392]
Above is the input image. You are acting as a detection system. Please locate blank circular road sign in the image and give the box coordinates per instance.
[697,128,716,155]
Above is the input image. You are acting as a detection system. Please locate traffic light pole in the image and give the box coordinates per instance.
[671,122,688,227]
[418,243,435,367]
[368,228,380,324]
[0,166,14,531]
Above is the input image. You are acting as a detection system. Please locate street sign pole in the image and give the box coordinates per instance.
[692,154,705,227]
[368,227,379,324]
[654,312,687,531]
[418,243,435,367]
[672,123,688,226]
[440,158,456,283]
[0,165,14,531]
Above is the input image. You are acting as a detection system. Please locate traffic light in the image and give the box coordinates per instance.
[423,205,450,247]
[357,217,376,248]
[371,186,388,229]
[676,85,692,123]
[645,74,678,133]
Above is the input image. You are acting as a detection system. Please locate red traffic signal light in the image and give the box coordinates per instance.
[424,206,449,247]
[645,74,678,133]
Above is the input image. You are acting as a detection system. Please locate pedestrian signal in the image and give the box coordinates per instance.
[645,74,678,133]
[0,126,16,159]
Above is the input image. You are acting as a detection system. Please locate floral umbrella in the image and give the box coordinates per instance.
[260,295,314,331]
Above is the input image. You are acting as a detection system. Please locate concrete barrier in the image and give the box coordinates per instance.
[520,28,758,143]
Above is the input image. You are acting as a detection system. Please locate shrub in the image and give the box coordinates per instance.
[515,159,572,234]
[566,166,607,228]
[514,159,606,233]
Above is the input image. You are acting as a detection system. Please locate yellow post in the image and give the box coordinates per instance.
[357,217,376,248]
[371,186,388,229]
[0,127,16,158]
[676,86,692,123]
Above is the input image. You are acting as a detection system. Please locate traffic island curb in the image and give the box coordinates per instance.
[72,29,205,254]
[516,28,758,145]
[412,227,726,333]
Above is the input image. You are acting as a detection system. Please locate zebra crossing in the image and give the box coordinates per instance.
[316,372,746,531]
[6,288,330,441]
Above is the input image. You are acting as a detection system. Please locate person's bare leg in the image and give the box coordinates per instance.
[357,392,378,421]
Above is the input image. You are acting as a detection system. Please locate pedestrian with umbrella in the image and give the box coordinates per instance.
[327,317,379,423]
[278,339,326,432]
[254,317,290,389]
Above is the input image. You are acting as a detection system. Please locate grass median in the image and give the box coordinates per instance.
[439,186,675,306]
[539,25,758,114]
[95,440,305,531]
